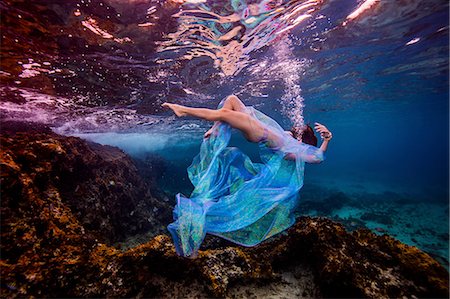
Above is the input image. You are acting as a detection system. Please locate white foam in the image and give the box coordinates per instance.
[72,132,201,157]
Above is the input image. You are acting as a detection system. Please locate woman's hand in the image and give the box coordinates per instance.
[314,122,332,141]
[204,127,214,138]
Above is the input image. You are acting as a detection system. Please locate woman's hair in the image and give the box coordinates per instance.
[290,124,317,146]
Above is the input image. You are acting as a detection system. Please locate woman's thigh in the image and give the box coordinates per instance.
[219,109,263,142]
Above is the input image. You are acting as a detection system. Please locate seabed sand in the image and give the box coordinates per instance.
[150,264,319,299]
[226,265,319,299]
[300,180,449,269]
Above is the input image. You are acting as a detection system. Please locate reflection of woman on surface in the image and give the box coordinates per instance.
[162,95,332,160]
[162,95,333,258]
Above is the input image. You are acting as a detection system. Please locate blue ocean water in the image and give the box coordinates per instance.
[74,0,448,265]
[1,0,448,265]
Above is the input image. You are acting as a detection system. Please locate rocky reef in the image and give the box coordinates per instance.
[1,122,449,298]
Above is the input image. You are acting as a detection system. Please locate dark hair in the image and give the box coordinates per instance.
[290,124,317,146]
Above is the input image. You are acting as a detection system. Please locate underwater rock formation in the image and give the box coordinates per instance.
[1,122,448,298]
[0,120,171,244]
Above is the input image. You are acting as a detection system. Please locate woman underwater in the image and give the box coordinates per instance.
[162,95,332,257]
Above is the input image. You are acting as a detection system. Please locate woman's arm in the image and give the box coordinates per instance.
[319,139,330,152]
[315,122,332,152]
[284,146,324,163]
[284,123,332,163]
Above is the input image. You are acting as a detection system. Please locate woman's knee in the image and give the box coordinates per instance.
[227,95,247,111]
[227,94,239,100]
[223,95,235,105]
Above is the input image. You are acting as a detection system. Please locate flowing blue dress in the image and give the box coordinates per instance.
[168,102,325,257]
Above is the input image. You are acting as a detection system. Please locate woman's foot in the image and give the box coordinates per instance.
[162,102,187,117]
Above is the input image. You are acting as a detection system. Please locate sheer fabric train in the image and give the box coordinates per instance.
[167,100,324,257]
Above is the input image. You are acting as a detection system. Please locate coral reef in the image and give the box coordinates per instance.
[1,122,449,298]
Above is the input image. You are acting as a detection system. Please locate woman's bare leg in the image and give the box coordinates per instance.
[162,102,263,142]
[223,95,247,112]
[204,95,248,138]
[162,103,221,120]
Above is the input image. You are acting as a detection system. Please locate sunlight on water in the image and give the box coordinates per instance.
[158,0,323,76]
[156,0,328,129]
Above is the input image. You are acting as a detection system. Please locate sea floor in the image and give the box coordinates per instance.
[112,173,448,298]
[298,183,449,269]
[226,264,320,299]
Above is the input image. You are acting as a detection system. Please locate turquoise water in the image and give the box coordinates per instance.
[1,0,448,265]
